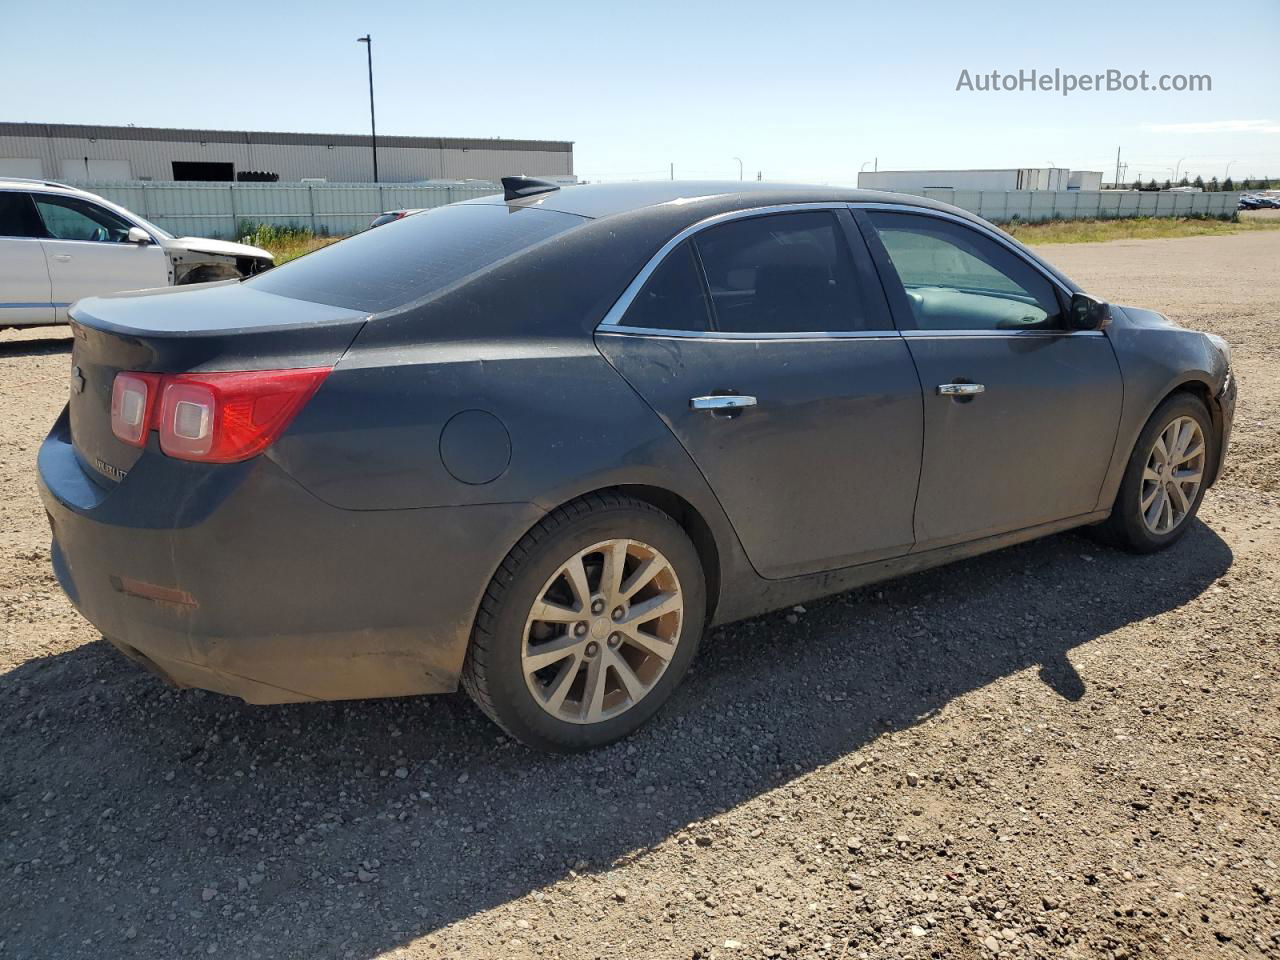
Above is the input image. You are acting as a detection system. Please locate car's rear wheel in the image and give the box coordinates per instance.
[1093,392,1214,553]
[461,492,705,752]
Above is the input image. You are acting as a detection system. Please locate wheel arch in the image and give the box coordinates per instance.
[532,483,725,627]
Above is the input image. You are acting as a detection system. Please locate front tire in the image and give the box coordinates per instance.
[1094,392,1214,553]
[461,493,705,752]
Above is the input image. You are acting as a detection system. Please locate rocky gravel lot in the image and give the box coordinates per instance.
[1,232,1278,960]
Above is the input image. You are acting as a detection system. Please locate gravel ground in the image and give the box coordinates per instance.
[1,232,1277,960]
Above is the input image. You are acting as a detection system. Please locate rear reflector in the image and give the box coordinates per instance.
[111,367,330,463]
[110,372,161,447]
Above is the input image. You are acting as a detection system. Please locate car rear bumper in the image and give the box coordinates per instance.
[38,409,542,704]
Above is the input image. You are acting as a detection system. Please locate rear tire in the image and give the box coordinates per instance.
[1092,392,1214,553]
[461,492,705,752]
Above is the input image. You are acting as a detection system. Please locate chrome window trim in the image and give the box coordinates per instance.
[899,329,1105,339]
[598,202,859,337]
[849,201,1076,302]
[598,327,901,342]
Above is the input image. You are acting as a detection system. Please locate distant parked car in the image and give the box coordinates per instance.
[39,178,1235,752]
[1258,196,1280,209]
[368,208,425,229]
[0,178,273,328]
[1238,197,1263,210]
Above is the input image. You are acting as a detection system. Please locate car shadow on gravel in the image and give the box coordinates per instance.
[0,334,72,357]
[0,520,1232,959]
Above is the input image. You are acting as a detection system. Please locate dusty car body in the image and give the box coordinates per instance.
[38,179,1235,751]
[0,178,272,327]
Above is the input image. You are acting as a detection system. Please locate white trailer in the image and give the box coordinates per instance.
[858,168,1071,191]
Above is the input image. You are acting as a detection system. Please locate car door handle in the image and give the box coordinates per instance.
[51,254,72,262]
[690,395,757,411]
[937,383,985,397]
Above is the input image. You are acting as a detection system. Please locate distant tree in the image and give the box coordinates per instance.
[1130,179,1142,191]
[1146,179,1159,191]
[1223,176,1235,191]
[1260,178,1271,190]
[1208,177,1220,192]
[1162,179,1172,190]
[1193,175,1205,190]
[1178,176,1190,187]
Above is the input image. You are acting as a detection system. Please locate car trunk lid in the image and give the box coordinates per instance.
[67,282,369,486]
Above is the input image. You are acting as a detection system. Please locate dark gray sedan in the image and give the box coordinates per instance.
[38,179,1235,751]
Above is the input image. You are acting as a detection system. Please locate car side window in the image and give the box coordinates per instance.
[867,211,1063,331]
[692,211,872,333]
[33,195,135,243]
[0,192,44,239]
[619,240,712,332]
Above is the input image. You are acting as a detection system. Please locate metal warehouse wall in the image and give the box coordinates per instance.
[68,180,506,238]
[0,125,573,183]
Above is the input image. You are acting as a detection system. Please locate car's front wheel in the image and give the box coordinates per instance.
[1094,391,1215,552]
[461,493,705,752]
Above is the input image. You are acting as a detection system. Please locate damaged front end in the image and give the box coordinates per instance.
[168,241,274,286]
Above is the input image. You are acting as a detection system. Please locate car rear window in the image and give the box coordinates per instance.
[246,202,584,312]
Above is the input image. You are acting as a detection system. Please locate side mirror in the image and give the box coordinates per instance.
[1069,292,1111,330]
[127,226,153,245]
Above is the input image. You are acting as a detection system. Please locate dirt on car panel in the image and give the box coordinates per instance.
[0,231,1278,958]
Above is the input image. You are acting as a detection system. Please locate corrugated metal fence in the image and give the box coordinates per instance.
[898,188,1239,222]
[66,180,501,239]
[66,180,1242,239]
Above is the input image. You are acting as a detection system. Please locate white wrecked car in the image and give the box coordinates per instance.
[0,178,273,327]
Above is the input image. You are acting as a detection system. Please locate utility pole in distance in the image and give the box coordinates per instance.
[1114,146,1121,188]
[357,35,379,183]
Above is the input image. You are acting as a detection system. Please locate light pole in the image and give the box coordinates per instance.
[1173,156,1187,183]
[1225,160,1236,183]
[732,157,743,181]
[356,35,378,183]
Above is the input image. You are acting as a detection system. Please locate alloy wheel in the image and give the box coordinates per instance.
[521,539,684,724]
[1140,415,1206,535]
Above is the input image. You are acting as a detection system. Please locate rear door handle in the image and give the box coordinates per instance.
[690,395,757,411]
[51,254,72,262]
[937,383,984,397]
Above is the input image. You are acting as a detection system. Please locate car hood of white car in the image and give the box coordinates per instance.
[166,236,274,261]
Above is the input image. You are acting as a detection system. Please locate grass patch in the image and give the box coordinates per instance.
[238,222,344,264]
[1002,215,1280,244]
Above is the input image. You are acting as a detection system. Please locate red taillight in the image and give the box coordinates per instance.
[110,372,161,447]
[111,367,330,463]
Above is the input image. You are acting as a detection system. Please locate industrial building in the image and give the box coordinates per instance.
[858,167,1103,192]
[0,122,574,184]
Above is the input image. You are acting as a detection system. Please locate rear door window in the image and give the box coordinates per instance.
[692,210,873,333]
[247,202,584,312]
[619,241,712,332]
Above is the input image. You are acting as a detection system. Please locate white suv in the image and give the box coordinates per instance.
[0,179,274,328]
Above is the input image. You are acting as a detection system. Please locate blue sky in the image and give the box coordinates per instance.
[3,0,1277,185]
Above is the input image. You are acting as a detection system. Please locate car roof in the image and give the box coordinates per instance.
[460,179,951,220]
[0,177,95,197]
